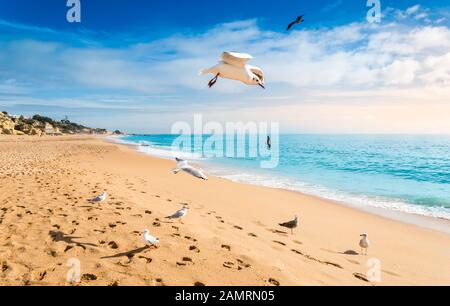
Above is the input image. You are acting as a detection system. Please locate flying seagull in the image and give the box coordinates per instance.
[200,52,265,89]
[88,191,107,203]
[166,207,189,223]
[143,229,160,248]
[172,158,208,180]
[279,215,299,234]
[359,233,370,256]
[287,14,306,31]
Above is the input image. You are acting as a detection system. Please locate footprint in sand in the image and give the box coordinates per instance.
[2,262,9,272]
[194,282,206,286]
[108,241,119,249]
[223,259,251,270]
[81,274,97,281]
[273,241,286,246]
[268,278,280,286]
[353,273,369,282]
[138,256,152,263]
[221,244,231,251]
[189,245,200,253]
[233,225,243,230]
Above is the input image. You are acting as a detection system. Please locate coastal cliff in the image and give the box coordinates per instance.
[0,112,109,136]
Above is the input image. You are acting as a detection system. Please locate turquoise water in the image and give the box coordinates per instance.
[119,134,450,220]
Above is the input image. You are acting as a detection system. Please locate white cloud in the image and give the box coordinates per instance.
[1,9,450,133]
[382,59,420,85]
[406,5,421,16]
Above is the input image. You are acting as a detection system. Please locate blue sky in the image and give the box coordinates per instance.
[1,0,450,133]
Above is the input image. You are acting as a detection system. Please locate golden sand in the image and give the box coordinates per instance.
[0,135,449,286]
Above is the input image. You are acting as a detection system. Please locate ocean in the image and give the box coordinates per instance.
[117,134,450,221]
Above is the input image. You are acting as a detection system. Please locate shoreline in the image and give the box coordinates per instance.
[1,135,449,285]
[109,135,450,236]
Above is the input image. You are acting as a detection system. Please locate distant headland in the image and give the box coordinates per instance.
[0,111,122,136]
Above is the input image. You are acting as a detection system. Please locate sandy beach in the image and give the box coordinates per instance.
[0,135,449,286]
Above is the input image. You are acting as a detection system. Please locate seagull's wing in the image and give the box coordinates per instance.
[172,158,188,173]
[89,196,99,202]
[248,65,265,83]
[286,21,296,31]
[184,167,207,180]
[168,209,184,219]
[280,219,296,228]
[221,52,253,67]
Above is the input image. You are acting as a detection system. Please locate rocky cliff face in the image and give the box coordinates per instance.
[0,112,108,136]
[0,112,17,135]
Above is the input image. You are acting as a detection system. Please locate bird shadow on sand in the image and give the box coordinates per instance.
[101,246,150,259]
[341,250,359,256]
[49,231,98,248]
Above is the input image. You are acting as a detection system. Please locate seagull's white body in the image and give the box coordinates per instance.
[143,229,160,247]
[359,233,370,255]
[167,207,189,220]
[88,192,107,203]
[172,158,208,180]
[201,52,265,88]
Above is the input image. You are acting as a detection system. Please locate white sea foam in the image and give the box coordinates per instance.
[108,136,203,160]
[207,167,450,221]
[117,137,450,222]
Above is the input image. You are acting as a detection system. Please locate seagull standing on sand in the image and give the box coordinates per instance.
[286,14,306,31]
[88,191,107,203]
[279,215,299,234]
[172,158,208,180]
[166,207,189,223]
[359,233,370,256]
[200,52,265,89]
[143,229,160,248]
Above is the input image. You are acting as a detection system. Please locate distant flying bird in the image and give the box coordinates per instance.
[279,215,299,234]
[359,233,370,256]
[143,229,160,247]
[172,158,208,180]
[88,192,107,203]
[287,14,306,31]
[266,136,272,150]
[166,207,189,223]
[200,52,265,89]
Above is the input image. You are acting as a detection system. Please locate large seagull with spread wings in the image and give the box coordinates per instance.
[200,52,265,89]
